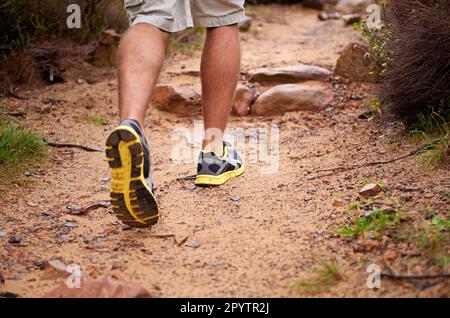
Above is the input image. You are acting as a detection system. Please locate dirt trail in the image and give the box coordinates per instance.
[1,5,448,297]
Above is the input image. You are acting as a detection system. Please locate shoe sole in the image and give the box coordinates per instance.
[195,165,245,186]
[105,126,159,228]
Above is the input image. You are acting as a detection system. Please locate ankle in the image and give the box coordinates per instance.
[202,140,224,157]
[120,118,144,132]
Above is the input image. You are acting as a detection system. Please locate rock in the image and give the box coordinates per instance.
[63,222,77,228]
[95,29,121,67]
[24,170,32,177]
[332,199,344,208]
[251,83,334,116]
[249,64,331,84]
[303,0,326,10]
[342,13,361,25]
[318,11,341,21]
[44,276,151,298]
[8,235,23,244]
[186,242,201,249]
[334,42,375,83]
[238,16,252,32]
[231,195,241,201]
[26,200,38,207]
[98,29,121,46]
[335,0,372,14]
[383,249,398,262]
[353,239,379,252]
[35,260,47,270]
[151,84,201,117]
[0,231,6,238]
[47,259,69,274]
[232,85,255,116]
[359,183,382,197]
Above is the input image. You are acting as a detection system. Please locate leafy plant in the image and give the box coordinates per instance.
[339,208,401,239]
[354,17,394,79]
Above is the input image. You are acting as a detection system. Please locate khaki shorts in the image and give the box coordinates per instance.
[124,0,246,33]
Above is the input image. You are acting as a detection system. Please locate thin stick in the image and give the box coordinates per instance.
[8,84,32,100]
[308,143,431,180]
[45,141,101,152]
[381,272,450,280]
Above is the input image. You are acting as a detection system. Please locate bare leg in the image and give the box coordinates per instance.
[118,23,170,129]
[201,24,241,156]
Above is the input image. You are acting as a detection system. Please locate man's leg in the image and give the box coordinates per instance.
[106,23,169,228]
[118,23,170,129]
[201,24,241,156]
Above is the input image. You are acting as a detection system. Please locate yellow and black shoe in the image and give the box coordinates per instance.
[105,119,159,228]
[195,142,245,186]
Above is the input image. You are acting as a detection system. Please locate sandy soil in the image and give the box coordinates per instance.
[0,5,449,298]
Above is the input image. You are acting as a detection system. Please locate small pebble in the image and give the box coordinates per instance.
[34,260,47,270]
[186,242,201,249]
[63,222,77,228]
[27,201,38,208]
[231,195,241,202]
[8,235,23,244]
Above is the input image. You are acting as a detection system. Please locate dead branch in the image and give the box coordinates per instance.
[68,200,110,215]
[381,272,450,281]
[8,85,33,100]
[45,141,102,152]
[308,143,431,180]
[6,111,26,117]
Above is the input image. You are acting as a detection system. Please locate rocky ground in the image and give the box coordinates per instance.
[0,4,449,298]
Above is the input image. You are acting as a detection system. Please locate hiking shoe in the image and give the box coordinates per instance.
[195,142,245,186]
[105,120,159,228]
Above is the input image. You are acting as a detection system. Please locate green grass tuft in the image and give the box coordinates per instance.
[410,112,449,168]
[90,116,107,126]
[296,263,342,293]
[339,208,401,239]
[0,109,48,194]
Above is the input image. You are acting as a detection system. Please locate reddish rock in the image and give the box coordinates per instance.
[251,83,334,116]
[383,249,398,262]
[353,239,379,253]
[232,85,255,116]
[332,199,344,208]
[151,84,201,116]
[95,29,121,67]
[334,42,375,83]
[249,63,331,84]
[359,183,382,197]
[98,29,121,46]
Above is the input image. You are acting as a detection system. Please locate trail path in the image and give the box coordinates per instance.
[1,6,448,297]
